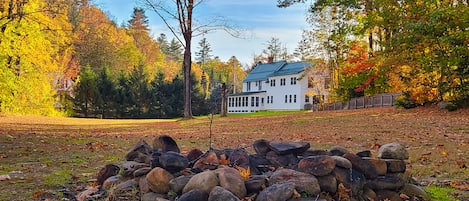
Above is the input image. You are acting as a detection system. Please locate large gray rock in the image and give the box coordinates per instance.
[133,167,152,177]
[229,148,250,168]
[208,186,240,201]
[269,168,320,195]
[183,170,219,194]
[159,151,189,173]
[253,139,271,156]
[266,151,298,168]
[122,161,150,177]
[363,158,387,176]
[255,182,296,201]
[316,174,337,194]
[139,176,151,194]
[297,155,336,176]
[385,159,407,173]
[216,167,247,199]
[97,164,120,186]
[343,153,378,179]
[169,175,192,195]
[331,156,352,169]
[245,175,268,194]
[178,189,209,201]
[366,175,405,191]
[329,145,349,156]
[146,167,174,194]
[102,175,122,190]
[378,143,409,160]
[152,135,180,153]
[333,167,366,197]
[400,184,430,200]
[268,141,310,155]
[125,139,152,162]
[193,151,219,171]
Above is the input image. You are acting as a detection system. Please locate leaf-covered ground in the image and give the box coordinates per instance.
[0,106,468,200]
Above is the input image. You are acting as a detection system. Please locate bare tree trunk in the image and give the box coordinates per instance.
[220,83,227,117]
[183,35,192,119]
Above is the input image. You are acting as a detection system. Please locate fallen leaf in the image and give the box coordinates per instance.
[0,174,11,181]
[235,165,250,181]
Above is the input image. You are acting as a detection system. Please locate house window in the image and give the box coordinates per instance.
[270,79,276,87]
[285,95,288,103]
[305,95,310,103]
[267,96,270,104]
[247,82,251,91]
[294,95,297,103]
[291,77,297,85]
[280,78,286,86]
[289,95,292,103]
[256,97,259,107]
[271,96,273,104]
[251,97,255,107]
[244,97,248,106]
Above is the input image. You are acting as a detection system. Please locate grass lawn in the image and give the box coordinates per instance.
[0,106,468,200]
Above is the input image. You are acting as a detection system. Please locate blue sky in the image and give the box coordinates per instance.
[94,0,310,67]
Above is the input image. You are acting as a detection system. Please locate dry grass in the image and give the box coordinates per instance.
[0,106,468,200]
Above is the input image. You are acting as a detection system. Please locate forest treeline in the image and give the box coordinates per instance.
[1,0,468,117]
[0,0,246,118]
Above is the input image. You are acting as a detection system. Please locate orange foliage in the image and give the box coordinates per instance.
[235,165,250,181]
[343,44,375,76]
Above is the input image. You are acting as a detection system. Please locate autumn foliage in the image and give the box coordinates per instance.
[0,0,245,117]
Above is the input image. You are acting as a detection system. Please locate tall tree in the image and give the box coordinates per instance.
[0,0,72,115]
[127,7,165,80]
[74,65,98,117]
[262,37,283,61]
[195,37,212,64]
[142,0,241,119]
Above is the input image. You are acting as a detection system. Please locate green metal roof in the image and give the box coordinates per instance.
[243,61,312,82]
[271,61,311,77]
[243,61,286,82]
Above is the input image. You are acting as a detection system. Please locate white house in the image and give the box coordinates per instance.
[227,60,330,113]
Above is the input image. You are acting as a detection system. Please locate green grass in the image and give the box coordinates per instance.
[43,169,73,186]
[425,185,459,201]
[228,110,310,117]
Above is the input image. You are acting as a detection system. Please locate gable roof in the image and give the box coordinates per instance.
[243,61,312,82]
[271,61,311,77]
[243,61,286,82]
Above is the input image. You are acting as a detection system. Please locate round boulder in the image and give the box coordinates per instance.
[378,143,408,160]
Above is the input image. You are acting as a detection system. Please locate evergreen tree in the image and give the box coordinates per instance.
[128,64,151,117]
[157,33,170,55]
[167,38,184,62]
[195,38,212,64]
[96,67,116,118]
[115,71,132,118]
[74,65,98,117]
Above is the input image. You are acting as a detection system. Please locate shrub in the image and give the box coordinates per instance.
[395,93,417,109]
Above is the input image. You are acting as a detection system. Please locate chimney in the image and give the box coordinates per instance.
[267,56,274,63]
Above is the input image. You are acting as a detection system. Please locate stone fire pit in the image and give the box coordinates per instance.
[77,135,428,201]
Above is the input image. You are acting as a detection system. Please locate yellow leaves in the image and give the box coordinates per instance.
[235,165,250,181]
